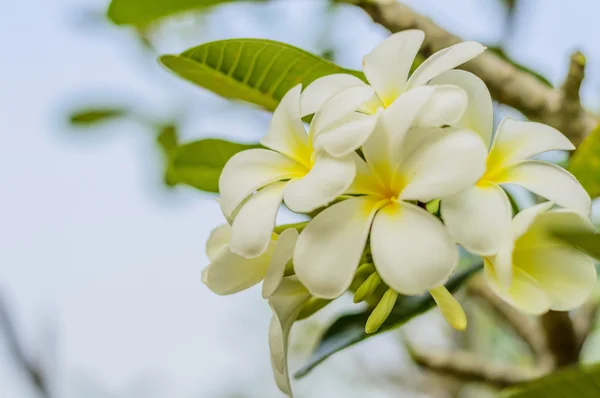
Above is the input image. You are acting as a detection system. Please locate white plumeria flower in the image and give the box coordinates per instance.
[484,202,597,315]
[202,223,298,298]
[293,86,488,299]
[219,84,374,258]
[268,276,311,397]
[435,70,592,256]
[300,29,485,157]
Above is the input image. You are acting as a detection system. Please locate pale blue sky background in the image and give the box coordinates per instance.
[2,1,600,397]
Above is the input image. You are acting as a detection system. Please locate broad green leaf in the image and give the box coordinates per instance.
[160,39,365,112]
[295,262,483,378]
[69,107,128,126]
[569,124,600,198]
[499,362,600,397]
[552,230,600,261]
[166,138,259,192]
[107,0,263,27]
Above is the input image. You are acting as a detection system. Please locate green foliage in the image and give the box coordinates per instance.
[295,262,483,379]
[552,230,600,262]
[163,137,260,192]
[499,362,600,397]
[68,107,128,126]
[107,0,263,27]
[160,39,364,112]
[157,124,179,154]
[157,125,180,186]
[569,124,600,198]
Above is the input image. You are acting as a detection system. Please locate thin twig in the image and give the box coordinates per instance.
[0,294,50,397]
[338,0,597,145]
[408,348,542,388]
[467,277,553,370]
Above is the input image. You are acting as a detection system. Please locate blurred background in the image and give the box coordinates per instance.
[2,0,600,397]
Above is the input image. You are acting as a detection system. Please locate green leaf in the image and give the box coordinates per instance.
[107,0,263,27]
[68,107,128,126]
[487,47,553,87]
[499,362,600,397]
[157,124,179,154]
[156,125,180,187]
[552,230,600,262]
[569,124,600,198]
[159,39,365,112]
[295,262,483,379]
[166,138,259,192]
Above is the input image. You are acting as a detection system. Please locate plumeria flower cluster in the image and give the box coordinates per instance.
[202,30,595,396]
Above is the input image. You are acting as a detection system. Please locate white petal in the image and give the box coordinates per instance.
[218,149,306,217]
[268,276,311,396]
[362,86,436,183]
[260,85,312,166]
[309,84,375,140]
[313,111,379,157]
[430,70,493,146]
[300,74,366,117]
[484,260,551,315]
[511,201,555,239]
[491,236,515,289]
[203,244,275,295]
[230,182,286,258]
[283,153,355,213]
[399,127,487,202]
[406,41,486,89]
[294,197,382,299]
[262,228,299,299]
[498,160,591,215]
[347,152,385,196]
[488,118,575,169]
[441,182,512,256]
[515,244,596,311]
[362,30,425,106]
[414,84,468,128]
[216,197,234,225]
[358,93,385,114]
[371,202,458,295]
[517,208,594,250]
[206,224,231,261]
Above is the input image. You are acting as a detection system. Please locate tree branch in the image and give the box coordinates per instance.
[409,348,542,388]
[541,311,579,367]
[551,51,588,142]
[339,0,597,145]
[574,299,599,352]
[467,278,553,371]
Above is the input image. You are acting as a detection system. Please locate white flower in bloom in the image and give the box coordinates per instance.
[484,202,597,315]
[202,224,298,299]
[219,83,375,258]
[300,30,485,157]
[435,70,592,256]
[268,276,310,396]
[293,87,488,299]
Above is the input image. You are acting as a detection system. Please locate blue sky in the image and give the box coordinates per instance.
[1,0,600,397]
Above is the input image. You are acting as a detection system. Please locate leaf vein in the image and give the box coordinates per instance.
[267,55,306,96]
[227,42,244,77]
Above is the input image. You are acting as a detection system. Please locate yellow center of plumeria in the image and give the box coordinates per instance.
[477,148,511,186]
